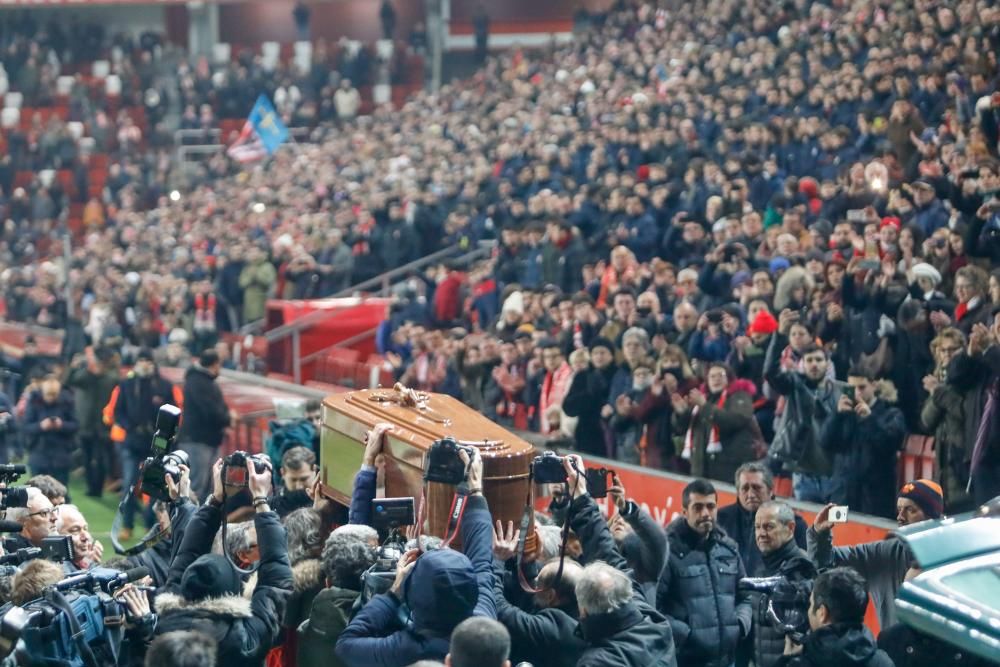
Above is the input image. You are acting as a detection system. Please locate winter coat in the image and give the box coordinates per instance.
[617,500,668,602]
[297,586,358,667]
[671,379,757,483]
[765,333,844,476]
[776,623,893,667]
[284,558,324,634]
[656,518,752,667]
[128,498,196,587]
[920,381,971,509]
[22,389,78,471]
[717,502,808,577]
[570,493,677,667]
[177,365,230,448]
[820,388,907,518]
[563,364,617,457]
[114,372,180,452]
[877,623,995,667]
[750,539,817,667]
[334,494,496,667]
[155,505,294,667]
[806,527,911,630]
[947,347,1000,503]
[239,260,277,323]
[63,363,118,438]
[492,560,585,667]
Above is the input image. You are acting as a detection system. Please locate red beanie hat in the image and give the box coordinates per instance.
[748,310,779,335]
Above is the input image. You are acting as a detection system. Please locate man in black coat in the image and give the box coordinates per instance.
[154,458,293,667]
[562,337,617,456]
[776,567,892,667]
[563,455,677,667]
[820,369,907,519]
[746,501,817,667]
[656,478,752,667]
[177,349,232,502]
[22,376,78,489]
[718,462,808,577]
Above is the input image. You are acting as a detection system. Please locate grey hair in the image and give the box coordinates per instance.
[575,561,633,615]
[54,504,83,533]
[5,487,44,524]
[283,508,324,565]
[734,461,774,490]
[225,521,256,562]
[406,535,443,551]
[621,327,650,349]
[322,525,378,590]
[537,525,563,561]
[758,500,796,526]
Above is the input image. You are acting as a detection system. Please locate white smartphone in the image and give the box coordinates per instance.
[829,505,850,523]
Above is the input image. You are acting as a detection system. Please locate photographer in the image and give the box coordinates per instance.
[128,464,197,587]
[777,568,892,667]
[562,455,676,667]
[748,501,817,667]
[111,348,183,540]
[335,448,496,667]
[55,504,102,570]
[177,350,233,503]
[5,486,57,549]
[154,458,293,667]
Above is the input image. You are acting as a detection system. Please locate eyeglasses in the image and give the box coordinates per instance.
[27,507,58,520]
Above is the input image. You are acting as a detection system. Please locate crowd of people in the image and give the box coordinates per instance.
[0,419,975,667]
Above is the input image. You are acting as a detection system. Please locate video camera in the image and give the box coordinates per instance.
[739,575,813,642]
[139,405,185,503]
[424,437,475,485]
[531,451,615,498]
[0,536,75,564]
[0,464,25,485]
[0,566,150,665]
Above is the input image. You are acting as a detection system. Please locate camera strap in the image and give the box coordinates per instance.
[110,478,170,556]
[515,470,573,594]
[414,485,470,552]
[43,589,102,667]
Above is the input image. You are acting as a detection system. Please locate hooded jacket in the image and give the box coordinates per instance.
[569,493,677,667]
[776,623,893,667]
[656,518,752,667]
[154,504,294,667]
[806,527,911,630]
[334,494,496,667]
[297,586,359,667]
[177,364,230,448]
[671,378,757,483]
[751,539,817,667]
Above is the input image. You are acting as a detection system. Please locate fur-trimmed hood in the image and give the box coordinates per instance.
[876,379,898,404]
[156,591,253,619]
[774,265,815,312]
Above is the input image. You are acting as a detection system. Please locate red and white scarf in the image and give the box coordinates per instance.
[682,389,726,460]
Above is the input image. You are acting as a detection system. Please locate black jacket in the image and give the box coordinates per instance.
[115,372,177,452]
[22,389,78,470]
[128,498,197,587]
[177,365,230,447]
[154,504,294,667]
[776,623,893,667]
[618,500,668,602]
[569,493,677,667]
[656,518,752,667]
[562,364,616,456]
[820,397,907,518]
[750,540,817,667]
[765,333,844,476]
[717,502,808,577]
[492,560,585,667]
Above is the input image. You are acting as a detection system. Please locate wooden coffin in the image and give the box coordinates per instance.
[320,386,535,545]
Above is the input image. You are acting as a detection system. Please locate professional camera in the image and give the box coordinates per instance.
[532,451,567,484]
[0,486,28,510]
[0,463,26,485]
[138,405,184,502]
[359,540,405,605]
[739,575,813,642]
[0,547,41,566]
[0,566,150,664]
[424,437,475,485]
[222,451,272,488]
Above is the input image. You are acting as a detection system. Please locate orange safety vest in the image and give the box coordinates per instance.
[103,377,184,443]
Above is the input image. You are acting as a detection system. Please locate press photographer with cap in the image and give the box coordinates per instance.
[153,457,293,667]
[334,446,496,667]
[807,479,943,629]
